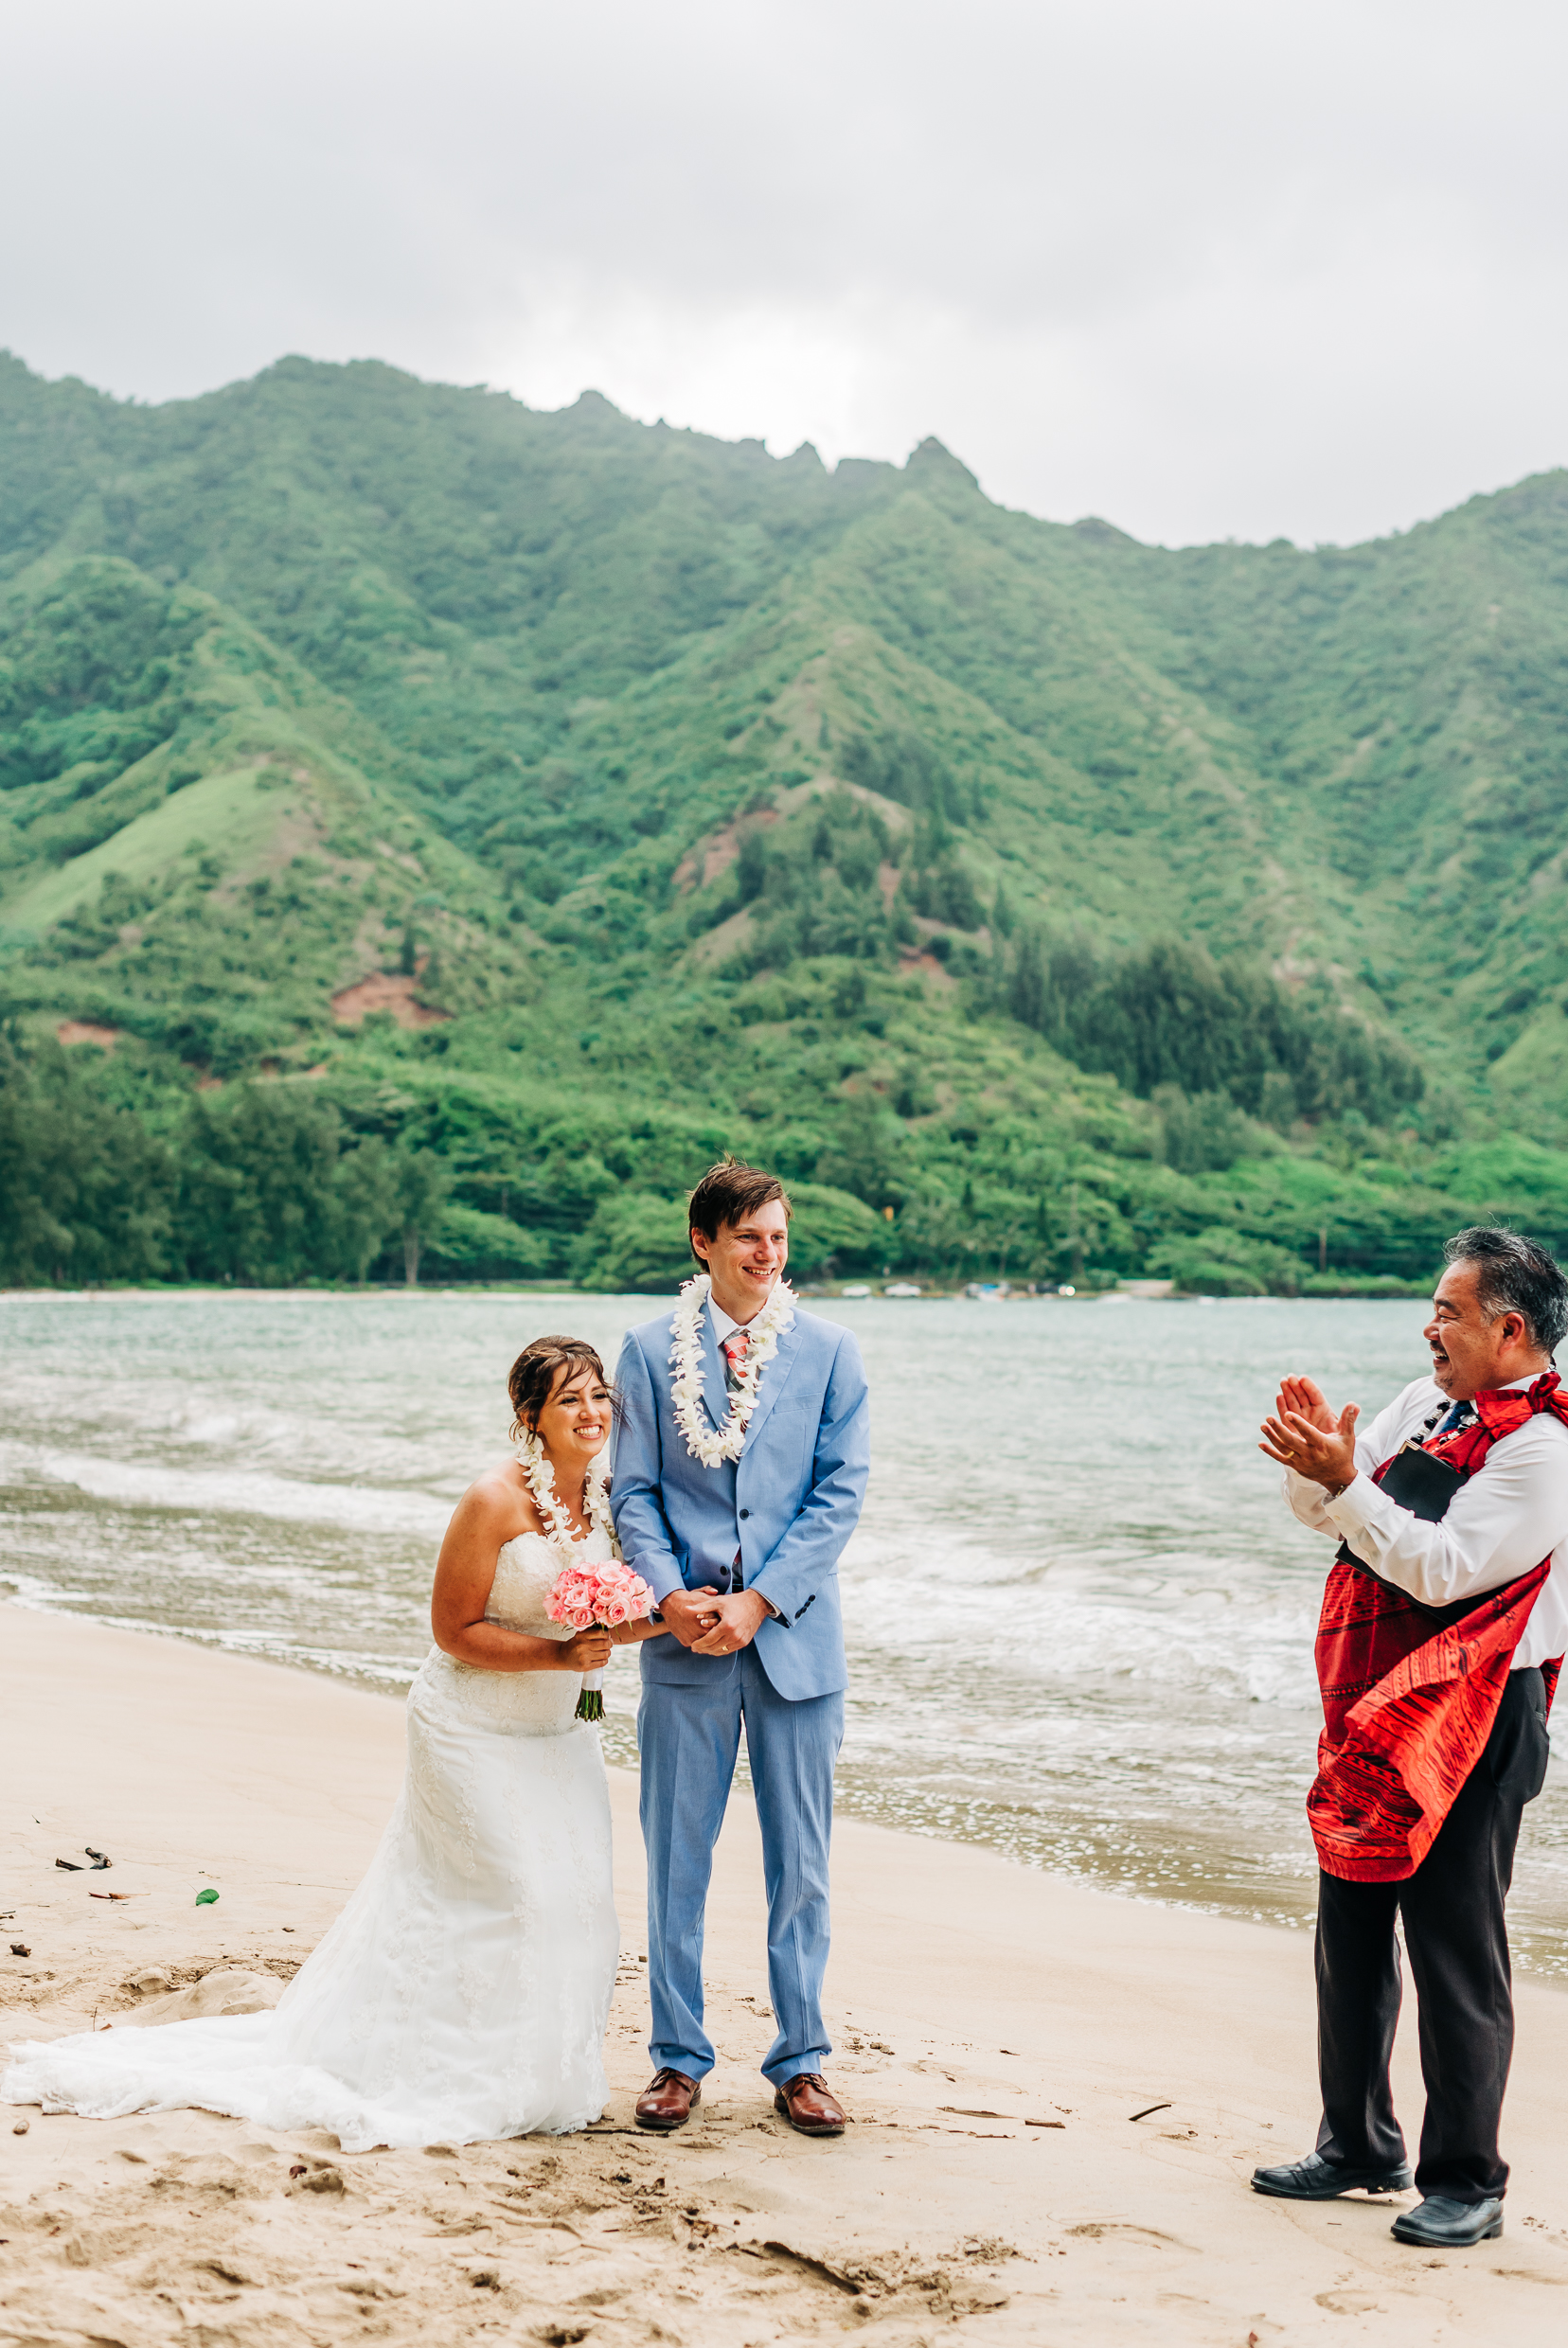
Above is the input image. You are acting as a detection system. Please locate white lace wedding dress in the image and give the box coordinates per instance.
[2,1533,619,2151]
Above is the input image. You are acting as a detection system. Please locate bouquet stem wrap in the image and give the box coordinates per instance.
[577,1669,605,1724]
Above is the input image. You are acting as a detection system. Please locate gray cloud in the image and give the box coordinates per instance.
[4,0,1565,543]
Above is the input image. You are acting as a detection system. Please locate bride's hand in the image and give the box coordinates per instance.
[559,1626,613,1672]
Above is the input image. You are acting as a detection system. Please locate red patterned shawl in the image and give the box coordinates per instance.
[1308,1373,1567,1883]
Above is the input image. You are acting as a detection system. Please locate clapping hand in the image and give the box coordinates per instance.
[1259,1375,1361,1491]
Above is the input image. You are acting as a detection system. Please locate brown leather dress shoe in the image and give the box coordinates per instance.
[634,2069,701,2131]
[773,2072,846,2136]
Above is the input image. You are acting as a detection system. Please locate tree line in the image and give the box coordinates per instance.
[1004,933,1425,1130]
[0,1033,468,1288]
[0,992,1538,1299]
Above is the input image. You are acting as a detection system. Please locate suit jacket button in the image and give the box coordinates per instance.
[739,1508,750,1519]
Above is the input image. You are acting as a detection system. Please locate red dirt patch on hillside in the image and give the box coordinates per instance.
[673,808,780,894]
[57,1022,122,1048]
[898,950,956,987]
[330,971,450,1028]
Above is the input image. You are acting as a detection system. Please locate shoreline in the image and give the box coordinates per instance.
[1,1282,1435,1302]
[0,1591,1336,1950]
[3,1604,1568,2342]
[7,1589,1564,1971]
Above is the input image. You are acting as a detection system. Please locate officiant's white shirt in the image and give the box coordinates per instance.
[1285,1374,1568,1668]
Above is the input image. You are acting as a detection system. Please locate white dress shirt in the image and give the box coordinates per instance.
[707,1296,746,1350]
[1285,1374,1568,1669]
[704,1292,778,1616]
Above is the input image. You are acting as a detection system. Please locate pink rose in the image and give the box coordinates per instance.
[547,1556,655,1633]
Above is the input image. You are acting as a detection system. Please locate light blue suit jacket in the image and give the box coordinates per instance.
[612,1300,869,1701]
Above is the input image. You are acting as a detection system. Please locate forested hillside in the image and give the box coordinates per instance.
[4,349,1568,1292]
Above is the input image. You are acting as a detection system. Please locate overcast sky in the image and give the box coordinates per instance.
[4,0,1565,547]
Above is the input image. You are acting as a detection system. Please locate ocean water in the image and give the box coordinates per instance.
[3,1290,1564,1973]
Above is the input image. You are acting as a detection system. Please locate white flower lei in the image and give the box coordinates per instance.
[669,1272,795,1467]
[517,1430,620,1557]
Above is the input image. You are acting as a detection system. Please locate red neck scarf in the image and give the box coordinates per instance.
[1308,1372,1567,1883]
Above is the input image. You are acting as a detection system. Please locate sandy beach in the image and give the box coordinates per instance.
[3,1605,1567,2346]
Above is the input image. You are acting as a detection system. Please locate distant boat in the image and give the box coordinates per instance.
[882,1282,922,1298]
[964,1282,1010,1301]
[840,1283,872,1298]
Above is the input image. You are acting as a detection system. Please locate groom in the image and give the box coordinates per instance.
[612,1159,870,2137]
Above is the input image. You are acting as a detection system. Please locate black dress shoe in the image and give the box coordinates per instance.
[1391,2194,1503,2247]
[1252,2149,1414,2199]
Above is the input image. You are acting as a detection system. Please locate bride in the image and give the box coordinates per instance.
[3,1335,659,2151]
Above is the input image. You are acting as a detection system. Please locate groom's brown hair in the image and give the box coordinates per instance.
[686,1159,792,1260]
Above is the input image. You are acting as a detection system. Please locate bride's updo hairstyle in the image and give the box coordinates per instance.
[508,1337,615,1440]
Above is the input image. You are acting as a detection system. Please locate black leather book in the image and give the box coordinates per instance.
[1339,1440,1477,1628]
[1378,1441,1465,1523]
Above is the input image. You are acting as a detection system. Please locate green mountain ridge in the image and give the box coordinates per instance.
[4,349,1568,1292]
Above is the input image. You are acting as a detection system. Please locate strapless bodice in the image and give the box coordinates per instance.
[410,1528,612,1739]
[485,1526,612,1634]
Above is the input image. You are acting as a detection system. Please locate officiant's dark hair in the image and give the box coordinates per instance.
[1444,1226,1568,1355]
[687,1159,792,1261]
[508,1336,616,1437]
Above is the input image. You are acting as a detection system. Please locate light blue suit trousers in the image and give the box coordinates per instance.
[638,1652,844,2085]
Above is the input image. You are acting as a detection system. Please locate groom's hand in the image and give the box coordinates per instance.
[689,1591,769,1657]
[658,1588,722,1648]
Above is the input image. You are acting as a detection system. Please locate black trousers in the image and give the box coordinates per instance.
[1314,1664,1550,2203]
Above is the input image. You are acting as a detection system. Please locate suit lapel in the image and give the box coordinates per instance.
[739,1315,804,1451]
[699,1303,729,1432]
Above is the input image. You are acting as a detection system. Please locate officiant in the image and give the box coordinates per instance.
[1255,1226,1568,2250]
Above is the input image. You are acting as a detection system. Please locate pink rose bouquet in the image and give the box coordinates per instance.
[545,1559,657,1721]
